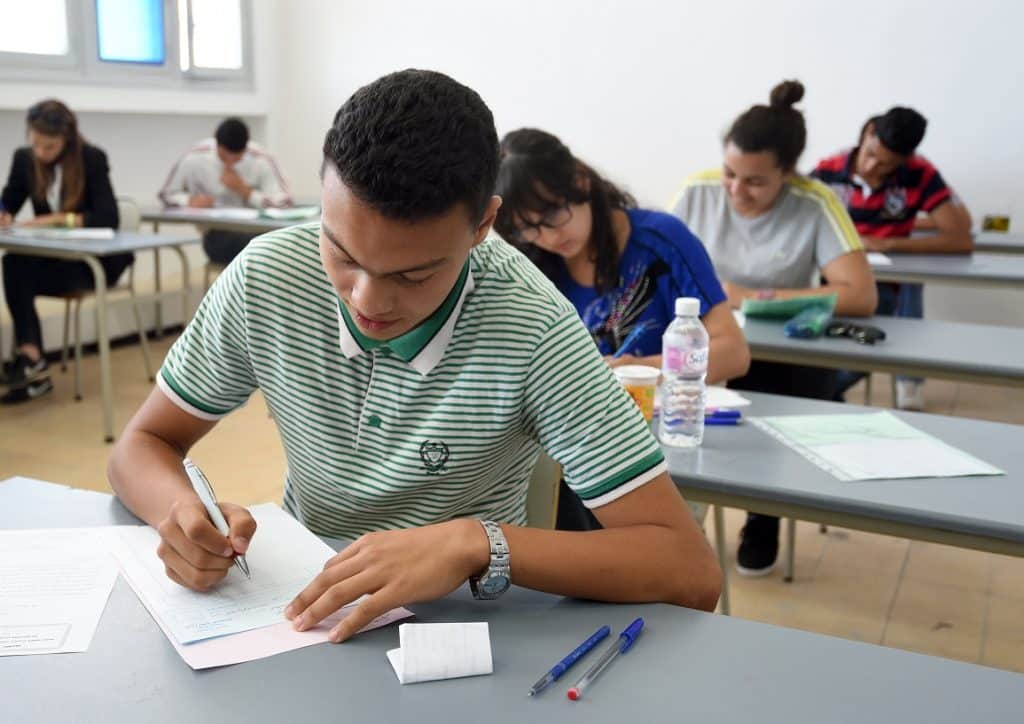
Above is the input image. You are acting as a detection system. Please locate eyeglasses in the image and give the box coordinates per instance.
[510,204,573,244]
[826,321,887,345]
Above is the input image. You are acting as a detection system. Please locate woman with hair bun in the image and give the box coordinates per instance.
[0,99,127,404]
[670,80,876,576]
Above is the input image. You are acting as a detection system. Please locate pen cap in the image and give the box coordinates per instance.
[619,617,645,651]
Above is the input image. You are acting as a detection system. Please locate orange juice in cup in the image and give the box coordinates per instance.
[613,365,660,421]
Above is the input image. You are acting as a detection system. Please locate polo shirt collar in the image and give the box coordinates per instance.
[844,145,908,197]
[336,260,474,376]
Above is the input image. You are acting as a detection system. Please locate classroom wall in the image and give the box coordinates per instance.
[269,0,1023,326]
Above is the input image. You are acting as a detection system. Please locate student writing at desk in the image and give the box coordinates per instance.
[0,99,127,405]
[811,106,972,410]
[108,70,722,644]
[670,81,876,575]
[158,117,292,265]
[493,128,750,530]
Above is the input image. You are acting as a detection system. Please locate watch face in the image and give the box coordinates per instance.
[482,575,510,595]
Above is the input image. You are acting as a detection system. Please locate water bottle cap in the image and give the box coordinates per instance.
[675,297,700,317]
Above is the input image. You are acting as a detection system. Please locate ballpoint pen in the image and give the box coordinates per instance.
[611,321,656,359]
[567,618,644,701]
[705,409,742,420]
[528,625,610,697]
[182,458,250,580]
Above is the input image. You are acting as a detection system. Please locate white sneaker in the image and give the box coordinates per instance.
[896,380,925,410]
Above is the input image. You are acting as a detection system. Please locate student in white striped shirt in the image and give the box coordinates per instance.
[109,70,721,642]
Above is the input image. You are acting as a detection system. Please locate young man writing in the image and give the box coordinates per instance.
[109,70,721,643]
[812,107,972,409]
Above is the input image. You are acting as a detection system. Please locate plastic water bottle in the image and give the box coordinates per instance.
[659,297,709,447]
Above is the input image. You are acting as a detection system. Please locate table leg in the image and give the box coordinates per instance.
[784,518,796,582]
[83,256,114,443]
[169,245,193,323]
[153,248,163,338]
[714,505,731,616]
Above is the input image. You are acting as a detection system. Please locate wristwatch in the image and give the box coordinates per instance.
[469,520,511,600]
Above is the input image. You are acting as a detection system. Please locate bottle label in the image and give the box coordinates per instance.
[664,347,708,375]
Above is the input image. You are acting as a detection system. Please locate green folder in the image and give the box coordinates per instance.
[741,293,837,319]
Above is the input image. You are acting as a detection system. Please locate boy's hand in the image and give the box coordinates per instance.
[156,498,256,591]
[285,519,490,642]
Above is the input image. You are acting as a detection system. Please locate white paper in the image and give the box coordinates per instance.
[387,622,493,684]
[0,528,121,656]
[161,207,260,220]
[110,503,335,644]
[732,309,747,328]
[706,386,752,410]
[867,252,892,266]
[8,227,115,240]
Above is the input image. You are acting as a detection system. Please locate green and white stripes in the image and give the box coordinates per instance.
[159,222,665,538]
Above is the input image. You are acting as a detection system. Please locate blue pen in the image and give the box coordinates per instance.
[568,618,644,701]
[705,409,742,420]
[527,625,610,696]
[611,321,656,359]
[705,417,740,426]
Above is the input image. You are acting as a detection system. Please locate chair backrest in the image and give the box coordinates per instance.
[117,196,141,231]
[525,450,562,529]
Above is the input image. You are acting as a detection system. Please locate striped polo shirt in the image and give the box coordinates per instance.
[158,223,666,538]
[811,149,952,238]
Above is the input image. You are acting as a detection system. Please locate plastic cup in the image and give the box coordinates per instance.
[613,365,661,421]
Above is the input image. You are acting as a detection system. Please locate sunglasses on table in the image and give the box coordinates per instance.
[825,321,887,345]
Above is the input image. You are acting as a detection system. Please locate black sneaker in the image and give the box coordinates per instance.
[736,513,780,576]
[0,376,54,404]
[2,354,49,387]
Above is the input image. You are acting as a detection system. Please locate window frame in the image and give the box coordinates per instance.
[0,0,81,71]
[180,0,252,83]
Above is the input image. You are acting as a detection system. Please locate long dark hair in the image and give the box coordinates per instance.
[724,80,807,171]
[494,128,635,294]
[26,99,86,212]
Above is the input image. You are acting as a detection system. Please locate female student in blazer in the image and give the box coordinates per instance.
[0,99,128,404]
[670,80,877,576]
[494,128,750,530]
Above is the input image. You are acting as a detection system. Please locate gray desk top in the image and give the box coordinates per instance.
[3,477,1022,723]
[141,207,318,233]
[974,231,1024,254]
[666,392,1024,545]
[744,315,1024,386]
[870,251,1024,287]
[0,230,199,256]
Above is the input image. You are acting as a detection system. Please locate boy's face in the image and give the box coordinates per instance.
[319,164,499,341]
[855,124,906,190]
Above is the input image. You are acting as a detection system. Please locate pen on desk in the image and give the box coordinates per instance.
[528,625,610,697]
[705,409,742,420]
[182,458,250,580]
[611,322,656,360]
[567,618,644,701]
[704,416,741,426]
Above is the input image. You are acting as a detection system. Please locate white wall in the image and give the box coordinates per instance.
[270,0,1022,325]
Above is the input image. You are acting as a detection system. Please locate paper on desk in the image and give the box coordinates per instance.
[261,205,319,220]
[387,622,493,684]
[706,386,752,409]
[9,227,115,240]
[162,207,260,220]
[0,528,122,656]
[110,503,342,644]
[867,252,892,266]
[751,412,1004,481]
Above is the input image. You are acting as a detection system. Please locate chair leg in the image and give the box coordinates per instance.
[73,298,83,401]
[864,373,873,405]
[129,286,154,381]
[713,505,731,616]
[784,518,797,582]
[61,299,71,372]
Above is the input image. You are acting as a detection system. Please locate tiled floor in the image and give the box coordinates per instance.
[1,334,1021,673]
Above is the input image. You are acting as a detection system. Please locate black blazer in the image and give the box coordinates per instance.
[1,143,120,228]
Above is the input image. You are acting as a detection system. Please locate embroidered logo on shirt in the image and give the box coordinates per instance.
[419,440,450,475]
[883,188,908,219]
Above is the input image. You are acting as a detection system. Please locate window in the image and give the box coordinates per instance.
[178,0,246,76]
[0,0,74,66]
[96,0,166,65]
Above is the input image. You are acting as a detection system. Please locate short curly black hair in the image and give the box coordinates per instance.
[215,117,249,153]
[322,69,499,223]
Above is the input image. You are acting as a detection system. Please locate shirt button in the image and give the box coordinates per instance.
[367,414,382,428]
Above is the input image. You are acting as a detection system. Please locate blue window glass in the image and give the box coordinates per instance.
[96,0,166,64]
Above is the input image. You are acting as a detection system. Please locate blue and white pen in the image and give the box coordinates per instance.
[528,625,610,696]
[611,322,656,360]
[567,618,644,701]
[182,458,250,579]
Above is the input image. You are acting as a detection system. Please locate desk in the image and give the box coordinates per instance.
[3,477,1022,723]
[974,231,1024,255]
[141,207,318,235]
[666,392,1024,614]
[870,251,1024,290]
[744,315,1024,388]
[0,231,198,441]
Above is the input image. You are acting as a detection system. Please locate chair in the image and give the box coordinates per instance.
[525,451,561,529]
[56,197,153,400]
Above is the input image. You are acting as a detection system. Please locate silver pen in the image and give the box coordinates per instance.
[183,458,250,579]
